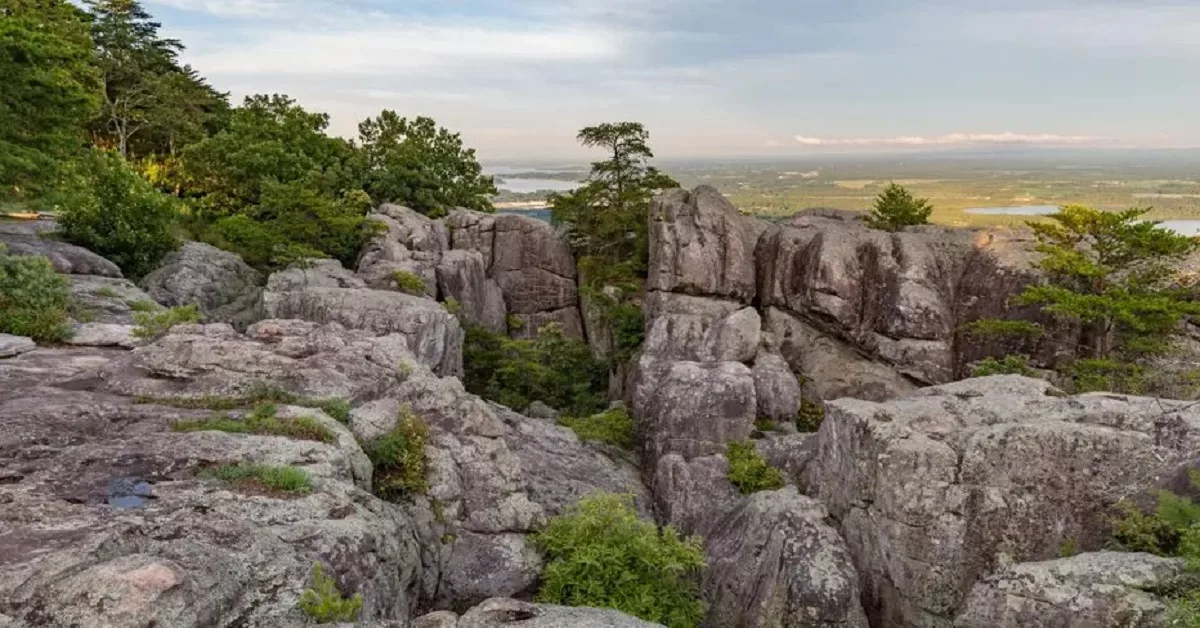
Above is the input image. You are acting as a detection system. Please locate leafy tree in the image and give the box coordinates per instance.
[1017,206,1200,362]
[358,111,495,217]
[551,122,678,270]
[865,183,933,231]
[54,150,181,278]
[535,493,707,628]
[0,0,99,199]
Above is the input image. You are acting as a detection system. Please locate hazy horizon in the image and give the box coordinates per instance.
[153,0,1200,161]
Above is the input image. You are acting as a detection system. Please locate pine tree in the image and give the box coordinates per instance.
[865,182,933,231]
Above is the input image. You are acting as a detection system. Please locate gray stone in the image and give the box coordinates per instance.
[648,186,766,303]
[69,275,158,325]
[697,307,761,363]
[752,348,802,422]
[267,259,366,291]
[140,242,263,327]
[954,552,1183,628]
[651,454,742,538]
[457,598,664,627]
[437,250,507,333]
[66,323,138,349]
[635,360,756,461]
[641,292,744,362]
[806,375,1200,626]
[524,401,560,421]
[703,486,869,628]
[0,334,36,358]
[0,230,121,277]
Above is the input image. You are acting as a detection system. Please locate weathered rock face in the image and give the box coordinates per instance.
[953,552,1182,628]
[806,375,1200,627]
[0,219,121,277]
[636,360,756,462]
[263,261,464,376]
[0,341,422,627]
[0,333,36,358]
[419,597,665,627]
[140,242,264,327]
[703,486,869,628]
[67,322,139,348]
[357,204,447,296]
[751,347,802,423]
[70,275,159,325]
[437,250,507,334]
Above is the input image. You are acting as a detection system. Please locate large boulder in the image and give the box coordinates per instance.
[648,186,766,302]
[0,219,122,277]
[140,242,263,328]
[703,486,869,628]
[436,250,507,334]
[263,261,463,376]
[419,597,664,627]
[69,275,159,325]
[0,343,421,626]
[751,346,802,423]
[0,333,36,358]
[806,375,1200,626]
[357,204,446,295]
[954,552,1183,628]
[634,360,756,462]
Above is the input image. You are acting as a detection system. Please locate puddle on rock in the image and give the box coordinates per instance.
[107,477,154,509]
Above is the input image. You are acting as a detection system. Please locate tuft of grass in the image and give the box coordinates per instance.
[1059,537,1079,558]
[392,270,426,296]
[559,408,635,449]
[136,383,352,423]
[442,297,462,316]
[172,403,335,443]
[364,407,429,500]
[796,398,825,433]
[127,299,159,312]
[95,286,121,298]
[753,417,777,434]
[133,304,203,340]
[205,463,312,495]
[299,563,362,623]
[726,440,784,494]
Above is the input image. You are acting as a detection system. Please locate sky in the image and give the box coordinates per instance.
[148,0,1200,161]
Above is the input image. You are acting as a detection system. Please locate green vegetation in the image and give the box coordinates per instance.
[972,355,1035,377]
[172,403,335,443]
[95,286,120,298]
[54,150,181,278]
[298,563,363,624]
[358,111,496,217]
[392,270,426,295]
[205,462,312,495]
[127,299,158,312]
[964,319,1044,342]
[865,183,932,231]
[132,304,202,340]
[134,383,351,422]
[1111,472,1200,622]
[535,493,707,628]
[1059,537,1079,558]
[462,323,608,417]
[559,408,635,449]
[0,244,73,342]
[1,0,99,200]
[364,407,429,500]
[725,440,785,494]
[796,398,825,433]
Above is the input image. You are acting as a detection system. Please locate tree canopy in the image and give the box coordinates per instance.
[865,183,933,231]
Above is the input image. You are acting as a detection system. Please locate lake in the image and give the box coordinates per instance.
[498,208,552,222]
[494,177,579,193]
[965,205,1200,236]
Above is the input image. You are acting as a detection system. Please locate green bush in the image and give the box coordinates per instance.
[206,463,312,495]
[0,244,72,342]
[1069,359,1147,395]
[865,183,932,231]
[127,299,158,312]
[1111,474,1200,620]
[796,398,825,433]
[560,408,635,449]
[172,403,335,443]
[133,304,203,340]
[364,407,429,500]
[972,355,1034,377]
[463,323,608,417]
[726,440,784,494]
[392,270,426,295]
[53,150,181,278]
[299,563,362,623]
[535,493,707,628]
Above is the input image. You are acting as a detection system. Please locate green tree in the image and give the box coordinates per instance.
[357,111,495,217]
[1017,205,1199,362]
[550,122,678,270]
[865,182,933,231]
[54,150,181,278]
[535,493,707,628]
[0,0,99,199]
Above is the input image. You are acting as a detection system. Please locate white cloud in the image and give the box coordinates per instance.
[149,0,284,17]
[794,132,1111,146]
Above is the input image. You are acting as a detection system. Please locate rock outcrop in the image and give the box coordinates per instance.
[806,375,1200,626]
[140,241,263,327]
[419,597,664,627]
[0,219,121,277]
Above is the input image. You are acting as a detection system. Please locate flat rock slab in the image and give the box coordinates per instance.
[0,334,36,358]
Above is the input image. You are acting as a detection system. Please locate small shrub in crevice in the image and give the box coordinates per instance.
[560,408,635,449]
[0,244,72,342]
[365,407,429,501]
[127,299,158,312]
[205,463,312,495]
[535,493,706,628]
[392,269,426,296]
[796,398,825,433]
[972,355,1034,377]
[95,286,120,298]
[726,440,784,494]
[172,403,335,443]
[132,304,203,340]
[134,383,351,423]
[299,563,362,623]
